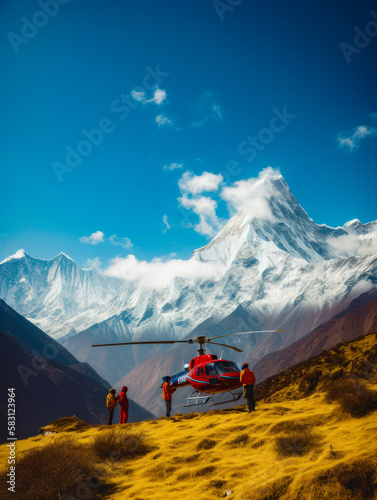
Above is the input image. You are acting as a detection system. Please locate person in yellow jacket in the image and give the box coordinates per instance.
[162,376,176,417]
[106,388,119,425]
[240,363,256,413]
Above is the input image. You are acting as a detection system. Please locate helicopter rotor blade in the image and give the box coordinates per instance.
[206,341,243,353]
[92,340,191,347]
[208,330,282,341]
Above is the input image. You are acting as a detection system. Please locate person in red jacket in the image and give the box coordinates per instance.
[240,363,256,413]
[162,376,176,417]
[118,386,129,424]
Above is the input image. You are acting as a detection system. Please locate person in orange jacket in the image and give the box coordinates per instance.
[163,376,176,417]
[118,386,129,424]
[106,388,119,425]
[240,363,256,413]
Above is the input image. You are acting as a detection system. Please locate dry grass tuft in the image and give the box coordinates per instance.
[229,433,249,446]
[274,428,319,457]
[39,415,90,434]
[195,465,216,476]
[333,458,377,498]
[147,464,177,479]
[270,420,310,434]
[325,378,377,417]
[257,476,292,500]
[298,458,377,499]
[0,437,103,500]
[207,479,226,489]
[91,429,151,461]
[250,439,266,449]
[196,438,217,450]
[175,453,201,463]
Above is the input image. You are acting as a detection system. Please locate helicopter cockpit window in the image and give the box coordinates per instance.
[205,363,217,376]
[214,361,240,374]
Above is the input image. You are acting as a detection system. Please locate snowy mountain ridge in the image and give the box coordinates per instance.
[1,171,376,350]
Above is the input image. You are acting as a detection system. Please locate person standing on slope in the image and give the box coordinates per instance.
[162,376,176,417]
[240,363,256,413]
[106,388,119,425]
[118,386,129,424]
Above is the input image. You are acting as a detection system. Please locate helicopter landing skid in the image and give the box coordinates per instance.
[182,390,243,407]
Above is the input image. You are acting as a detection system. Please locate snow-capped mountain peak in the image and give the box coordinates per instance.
[0,248,27,265]
[193,173,348,267]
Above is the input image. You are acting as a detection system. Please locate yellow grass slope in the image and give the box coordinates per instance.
[1,332,377,500]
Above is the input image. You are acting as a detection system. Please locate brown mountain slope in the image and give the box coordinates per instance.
[252,295,377,382]
[255,330,377,403]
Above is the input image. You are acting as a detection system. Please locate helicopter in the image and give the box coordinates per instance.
[92,329,282,407]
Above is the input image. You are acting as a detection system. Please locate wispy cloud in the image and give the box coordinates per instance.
[104,254,220,288]
[80,231,105,245]
[86,257,102,269]
[163,162,183,172]
[156,114,173,127]
[369,112,377,120]
[327,222,377,257]
[80,231,132,249]
[110,234,133,249]
[191,90,223,128]
[162,215,171,232]
[131,87,167,105]
[337,125,377,152]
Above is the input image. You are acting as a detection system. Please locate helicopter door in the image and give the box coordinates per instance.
[205,363,221,385]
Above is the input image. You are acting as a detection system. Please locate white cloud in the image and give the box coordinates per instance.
[178,171,223,196]
[179,194,223,237]
[220,167,280,220]
[337,125,377,152]
[327,223,377,257]
[177,171,224,237]
[110,234,133,250]
[80,231,105,245]
[130,90,145,102]
[369,113,377,120]
[131,88,167,106]
[191,90,223,128]
[86,257,102,269]
[104,254,220,288]
[151,88,167,105]
[163,162,183,172]
[177,167,286,238]
[156,114,173,127]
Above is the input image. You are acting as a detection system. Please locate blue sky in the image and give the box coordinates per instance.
[1,0,376,268]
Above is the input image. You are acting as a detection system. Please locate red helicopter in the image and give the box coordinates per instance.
[92,330,282,407]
